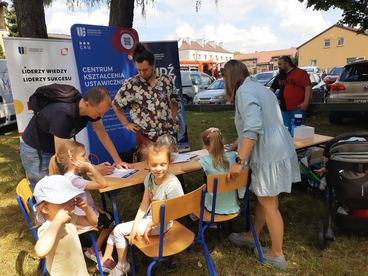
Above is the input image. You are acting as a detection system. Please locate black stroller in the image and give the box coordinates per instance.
[318,132,368,249]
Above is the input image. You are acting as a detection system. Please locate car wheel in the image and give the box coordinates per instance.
[182,95,190,104]
[329,111,343,124]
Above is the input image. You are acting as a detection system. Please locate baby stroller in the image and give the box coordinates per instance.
[318,132,368,249]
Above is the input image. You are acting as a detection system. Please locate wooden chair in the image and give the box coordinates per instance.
[48,159,104,275]
[16,178,47,275]
[194,169,264,266]
[129,184,217,276]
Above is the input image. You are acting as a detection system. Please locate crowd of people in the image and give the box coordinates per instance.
[20,43,312,274]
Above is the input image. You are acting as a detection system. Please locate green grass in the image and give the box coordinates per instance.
[1,111,368,275]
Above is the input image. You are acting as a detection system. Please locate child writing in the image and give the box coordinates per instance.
[100,142,184,275]
[34,175,98,275]
[50,141,115,265]
[180,127,240,214]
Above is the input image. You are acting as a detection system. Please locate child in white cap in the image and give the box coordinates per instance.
[34,175,98,275]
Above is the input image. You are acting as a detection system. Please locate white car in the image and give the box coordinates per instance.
[193,79,226,104]
[255,70,278,85]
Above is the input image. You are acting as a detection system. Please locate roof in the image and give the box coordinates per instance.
[179,41,232,54]
[297,24,368,49]
[234,48,297,64]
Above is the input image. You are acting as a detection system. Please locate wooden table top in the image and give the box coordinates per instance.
[100,149,208,193]
[101,134,334,193]
[294,134,333,150]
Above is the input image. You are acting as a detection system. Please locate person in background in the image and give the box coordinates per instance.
[270,56,311,129]
[34,175,98,275]
[113,43,179,159]
[224,60,300,270]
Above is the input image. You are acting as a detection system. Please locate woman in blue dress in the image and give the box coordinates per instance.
[224,60,300,269]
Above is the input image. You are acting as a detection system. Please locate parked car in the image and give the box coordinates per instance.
[323,66,344,90]
[300,66,321,75]
[255,70,278,85]
[180,71,213,104]
[0,60,16,130]
[193,79,225,105]
[264,72,327,103]
[327,60,368,123]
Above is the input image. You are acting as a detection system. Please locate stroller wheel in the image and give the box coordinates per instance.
[318,220,326,250]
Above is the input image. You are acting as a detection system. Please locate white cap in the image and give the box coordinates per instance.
[33,175,84,205]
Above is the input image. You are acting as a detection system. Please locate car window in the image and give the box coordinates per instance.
[340,64,368,82]
[330,67,344,75]
[190,74,201,85]
[207,80,224,90]
[256,72,272,80]
[200,74,212,86]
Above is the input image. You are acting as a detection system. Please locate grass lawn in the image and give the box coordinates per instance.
[1,111,368,275]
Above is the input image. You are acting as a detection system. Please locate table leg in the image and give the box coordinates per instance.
[100,193,107,211]
[107,191,120,224]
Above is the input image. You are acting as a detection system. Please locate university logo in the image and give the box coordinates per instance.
[76,27,86,37]
[60,48,69,56]
[18,47,28,55]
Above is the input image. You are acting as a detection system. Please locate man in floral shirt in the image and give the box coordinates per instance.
[113,43,179,150]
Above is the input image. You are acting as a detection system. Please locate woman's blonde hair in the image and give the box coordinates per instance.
[50,141,85,174]
[201,127,229,170]
[224,60,250,103]
[141,142,173,163]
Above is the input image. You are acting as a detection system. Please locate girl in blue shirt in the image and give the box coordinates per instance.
[180,127,240,214]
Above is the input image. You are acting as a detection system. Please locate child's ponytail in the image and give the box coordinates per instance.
[54,141,85,174]
[201,128,229,169]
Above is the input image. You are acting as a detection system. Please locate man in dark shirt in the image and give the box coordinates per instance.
[20,86,130,189]
[271,56,311,129]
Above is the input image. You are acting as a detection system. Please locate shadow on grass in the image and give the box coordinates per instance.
[15,250,27,276]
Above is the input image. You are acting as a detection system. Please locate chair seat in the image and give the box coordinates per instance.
[194,209,240,222]
[132,221,195,258]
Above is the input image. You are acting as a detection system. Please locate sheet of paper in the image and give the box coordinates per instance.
[106,168,139,178]
[172,153,197,163]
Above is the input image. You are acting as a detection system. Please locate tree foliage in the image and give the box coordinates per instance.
[5,1,18,37]
[300,0,368,32]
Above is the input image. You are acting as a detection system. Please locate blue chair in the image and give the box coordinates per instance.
[16,178,47,275]
[129,184,217,275]
[194,169,265,268]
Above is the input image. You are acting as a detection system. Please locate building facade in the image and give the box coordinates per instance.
[298,24,368,72]
[234,48,297,74]
[179,39,233,63]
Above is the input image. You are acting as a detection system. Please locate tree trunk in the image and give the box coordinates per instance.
[14,0,47,38]
[109,0,135,28]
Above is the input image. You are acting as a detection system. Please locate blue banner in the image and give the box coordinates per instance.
[145,41,190,151]
[71,24,139,163]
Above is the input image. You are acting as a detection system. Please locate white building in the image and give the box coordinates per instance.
[179,38,233,63]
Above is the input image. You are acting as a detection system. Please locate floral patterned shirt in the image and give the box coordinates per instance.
[114,74,178,141]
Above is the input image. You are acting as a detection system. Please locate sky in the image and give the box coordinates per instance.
[44,0,343,53]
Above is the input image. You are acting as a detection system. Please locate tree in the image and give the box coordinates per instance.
[13,0,48,38]
[5,1,18,37]
[300,0,368,33]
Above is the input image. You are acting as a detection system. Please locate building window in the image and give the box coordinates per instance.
[198,54,201,60]
[337,37,344,46]
[324,39,330,48]
[193,54,196,60]
[204,54,207,60]
[210,55,212,60]
[310,59,317,66]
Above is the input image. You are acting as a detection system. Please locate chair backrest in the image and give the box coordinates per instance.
[152,184,206,224]
[16,178,33,214]
[16,178,39,240]
[206,169,249,193]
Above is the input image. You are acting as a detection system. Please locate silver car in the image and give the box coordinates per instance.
[193,79,225,104]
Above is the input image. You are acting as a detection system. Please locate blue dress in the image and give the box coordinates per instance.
[199,152,240,214]
[235,77,301,196]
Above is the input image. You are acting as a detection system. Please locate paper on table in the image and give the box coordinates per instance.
[172,153,198,163]
[106,168,139,178]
